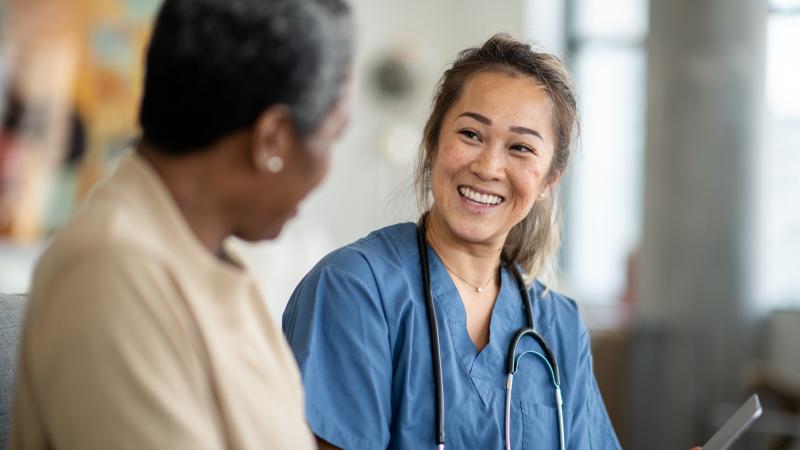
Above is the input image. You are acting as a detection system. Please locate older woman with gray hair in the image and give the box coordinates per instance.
[10,0,353,448]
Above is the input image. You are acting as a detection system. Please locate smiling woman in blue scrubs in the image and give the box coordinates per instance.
[283,34,622,450]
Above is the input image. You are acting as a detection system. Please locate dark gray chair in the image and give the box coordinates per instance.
[0,294,27,450]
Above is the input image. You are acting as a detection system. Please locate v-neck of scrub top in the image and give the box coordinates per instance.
[426,246,524,406]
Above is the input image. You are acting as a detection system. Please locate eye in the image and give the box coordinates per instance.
[510,143,536,155]
[458,129,482,142]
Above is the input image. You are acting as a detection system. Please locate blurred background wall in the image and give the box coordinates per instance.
[0,0,798,448]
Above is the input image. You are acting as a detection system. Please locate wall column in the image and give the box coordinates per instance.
[628,0,767,448]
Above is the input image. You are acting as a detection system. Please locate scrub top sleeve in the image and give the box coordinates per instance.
[283,262,393,450]
[567,324,622,450]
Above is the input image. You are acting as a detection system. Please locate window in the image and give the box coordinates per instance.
[756,1,800,308]
[561,0,648,305]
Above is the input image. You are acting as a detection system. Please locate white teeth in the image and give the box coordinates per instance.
[458,186,503,205]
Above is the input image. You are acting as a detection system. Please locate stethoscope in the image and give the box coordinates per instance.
[416,223,565,450]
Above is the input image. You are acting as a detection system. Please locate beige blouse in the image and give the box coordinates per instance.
[11,152,315,450]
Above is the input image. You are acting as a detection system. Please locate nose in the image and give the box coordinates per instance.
[469,143,505,181]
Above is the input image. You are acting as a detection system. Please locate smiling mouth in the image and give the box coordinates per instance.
[458,185,505,206]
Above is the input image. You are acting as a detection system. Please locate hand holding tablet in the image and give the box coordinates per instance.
[694,394,763,450]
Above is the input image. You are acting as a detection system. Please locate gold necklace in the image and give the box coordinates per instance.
[440,260,497,293]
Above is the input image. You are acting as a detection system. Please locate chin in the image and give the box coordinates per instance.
[448,216,503,244]
[261,227,283,241]
[236,222,285,242]
[263,221,287,240]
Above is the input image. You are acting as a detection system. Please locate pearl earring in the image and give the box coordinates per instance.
[262,155,283,173]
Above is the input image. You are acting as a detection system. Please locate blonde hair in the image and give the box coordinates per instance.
[414,34,578,285]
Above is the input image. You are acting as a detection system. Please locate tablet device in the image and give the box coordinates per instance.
[703,394,763,450]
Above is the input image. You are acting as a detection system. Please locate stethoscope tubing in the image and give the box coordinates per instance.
[416,223,565,450]
[416,227,446,447]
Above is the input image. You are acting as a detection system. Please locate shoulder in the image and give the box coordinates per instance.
[32,230,168,309]
[37,155,185,283]
[30,248,170,313]
[534,281,579,315]
[37,198,166,286]
[531,280,586,339]
[309,222,418,283]
[285,223,419,325]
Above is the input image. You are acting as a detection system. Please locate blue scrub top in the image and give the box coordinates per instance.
[283,223,621,450]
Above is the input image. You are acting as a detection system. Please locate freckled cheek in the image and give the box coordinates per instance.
[432,149,464,182]
[508,170,541,208]
[434,143,472,179]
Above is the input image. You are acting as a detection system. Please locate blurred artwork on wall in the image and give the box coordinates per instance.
[0,0,159,243]
[367,41,434,166]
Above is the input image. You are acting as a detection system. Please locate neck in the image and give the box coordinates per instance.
[137,142,232,256]
[424,208,504,287]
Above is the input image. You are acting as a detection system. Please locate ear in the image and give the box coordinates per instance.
[541,169,564,199]
[250,104,295,173]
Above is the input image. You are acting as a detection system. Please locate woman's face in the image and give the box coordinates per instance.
[429,70,558,247]
[240,86,352,241]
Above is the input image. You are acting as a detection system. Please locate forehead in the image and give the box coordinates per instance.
[450,70,554,134]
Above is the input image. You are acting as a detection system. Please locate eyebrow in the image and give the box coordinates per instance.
[509,126,544,142]
[457,111,544,142]
[458,111,491,125]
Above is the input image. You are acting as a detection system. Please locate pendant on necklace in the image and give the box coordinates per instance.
[476,287,483,293]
